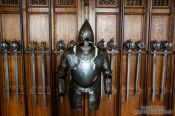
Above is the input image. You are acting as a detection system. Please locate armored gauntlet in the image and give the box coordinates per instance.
[104,75,112,95]
[56,66,67,96]
[102,52,112,96]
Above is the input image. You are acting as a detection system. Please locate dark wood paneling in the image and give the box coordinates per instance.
[54,13,78,46]
[0,0,174,116]
[124,15,143,41]
[151,15,170,41]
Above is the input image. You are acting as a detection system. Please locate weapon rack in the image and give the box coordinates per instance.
[0,0,174,116]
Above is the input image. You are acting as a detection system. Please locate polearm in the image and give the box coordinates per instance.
[39,41,47,107]
[160,41,172,101]
[135,41,145,96]
[11,40,20,102]
[150,40,161,102]
[28,41,37,107]
[124,40,135,102]
[2,40,10,101]
[56,40,65,104]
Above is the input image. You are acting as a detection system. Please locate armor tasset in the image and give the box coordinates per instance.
[56,20,112,110]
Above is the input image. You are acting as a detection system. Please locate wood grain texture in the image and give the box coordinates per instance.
[147,15,171,116]
[0,0,174,116]
[96,14,119,93]
[25,54,52,115]
[96,14,119,42]
[27,13,51,115]
[1,14,21,40]
[54,14,78,46]
[121,53,145,116]
[151,15,170,41]
[124,15,143,41]
[0,14,25,115]
[29,14,49,45]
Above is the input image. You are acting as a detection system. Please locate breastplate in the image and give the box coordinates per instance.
[69,47,101,88]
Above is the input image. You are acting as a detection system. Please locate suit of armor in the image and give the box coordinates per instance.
[56,20,112,110]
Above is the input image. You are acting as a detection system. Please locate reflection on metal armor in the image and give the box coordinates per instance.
[56,20,112,110]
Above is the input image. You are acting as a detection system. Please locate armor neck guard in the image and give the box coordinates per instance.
[73,45,98,59]
[78,45,94,54]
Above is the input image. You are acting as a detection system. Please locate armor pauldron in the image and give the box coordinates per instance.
[56,20,112,110]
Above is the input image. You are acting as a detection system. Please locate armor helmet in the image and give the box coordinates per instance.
[78,20,94,43]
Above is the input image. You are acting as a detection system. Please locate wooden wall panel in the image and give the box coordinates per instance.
[0,14,25,116]
[96,13,119,91]
[147,14,171,116]
[96,14,119,42]
[55,14,78,47]
[1,14,21,40]
[121,14,145,116]
[95,14,119,116]
[29,14,49,45]
[124,15,143,41]
[151,15,170,41]
[56,82,84,116]
[0,16,3,116]
[25,48,52,114]
[174,16,175,47]
[27,13,51,115]
[121,54,144,116]
[88,95,117,116]
[147,54,164,114]
[55,13,83,116]
[0,0,174,116]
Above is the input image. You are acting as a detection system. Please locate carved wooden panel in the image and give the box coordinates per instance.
[124,15,143,41]
[151,15,170,41]
[1,14,21,40]
[96,14,119,116]
[152,0,169,6]
[0,0,19,6]
[122,14,145,116]
[96,0,117,8]
[55,0,76,7]
[55,14,78,48]
[29,14,49,45]
[96,14,119,96]
[27,14,51,115]
[146,55,168,111]
[0,14,25,116]
[96,14,119,42]
[28,0,48,6]
[126,0,142,6]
